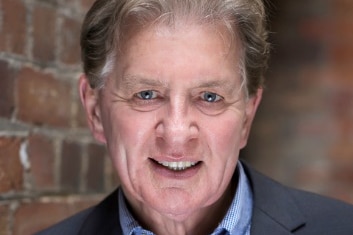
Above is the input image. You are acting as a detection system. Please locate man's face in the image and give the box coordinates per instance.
[81,23,261,220]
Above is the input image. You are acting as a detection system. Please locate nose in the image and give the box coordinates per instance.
[155,97,199,151]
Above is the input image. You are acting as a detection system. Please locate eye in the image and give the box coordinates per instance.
[136,90,157,100]
[202,92,222,102]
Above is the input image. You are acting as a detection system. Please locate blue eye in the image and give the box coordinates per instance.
[202,92,221,102]
[136,90,157,100]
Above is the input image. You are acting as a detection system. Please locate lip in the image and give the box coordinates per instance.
[157,161,197,170]
[151,154,201,164]
[149,158,202,179]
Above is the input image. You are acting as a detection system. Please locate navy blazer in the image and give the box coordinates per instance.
[36,162,353,235]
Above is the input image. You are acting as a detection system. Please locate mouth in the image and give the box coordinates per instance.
[150,159,201,172]
[157,161,198,171]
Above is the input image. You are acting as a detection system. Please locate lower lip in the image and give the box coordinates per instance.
[150,159,202,179]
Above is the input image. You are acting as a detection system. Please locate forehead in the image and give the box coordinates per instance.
[110,22,243,90]
[124,21,236,58]
[119,19,238,58]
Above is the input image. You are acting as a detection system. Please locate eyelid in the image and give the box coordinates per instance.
[135,90,159,99]
[128,90,165,112]
[193,92,229,116]
[200,91,223,102]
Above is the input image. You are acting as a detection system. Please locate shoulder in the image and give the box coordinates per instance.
[283,182,353,234]
[34,189,122,235]
[242,162,353,234]
[290,186,353,224]
[34,207,95,235]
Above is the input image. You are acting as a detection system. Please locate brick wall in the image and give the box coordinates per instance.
[244,0,353,204]
[0,0,353,234]
[0,0,117,234]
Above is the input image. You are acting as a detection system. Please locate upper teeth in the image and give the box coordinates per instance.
[157,161,197,171]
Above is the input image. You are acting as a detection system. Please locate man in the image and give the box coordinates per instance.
[37,0,353,234]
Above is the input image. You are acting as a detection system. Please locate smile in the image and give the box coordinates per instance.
[157,161,198,171]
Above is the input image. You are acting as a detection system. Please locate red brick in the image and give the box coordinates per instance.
[249,1,353,200]
[330,143,353,166]
[33,5,57,62]
[80,0,96,10]
[325,186,353,205]
[14,202,69,235]
[28,134,55,190]
[328,41,353,65]
[0,60,15,118]
[325,65,353,87]
[248,1,350,198]
[299,19,329,41]
[332,20,353,41]
[332,0,353,9]
[331,163,353,185]
[60,17,81,65]
[0,137,23,193]
[0,0,27,55]
[16,67,72,127]
[86,144,105,192]
[75,94,89,128]
[298,66,330,87]
[110,167,120,189]
[330,89,353,122]
[329,103,353,173]
[332,0,353,18]
[13,198,100,235]
[300,19,353,43]
[294,164,330,190]
[60,0,76,5]
[0,204,10,235]
[60,141,82,192]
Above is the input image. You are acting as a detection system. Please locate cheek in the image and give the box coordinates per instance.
[120,114,156,146]
[102,108,155,158]
[101,110,154,184]
[207,117,244,154]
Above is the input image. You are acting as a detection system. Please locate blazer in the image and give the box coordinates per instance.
[35,162,353,235]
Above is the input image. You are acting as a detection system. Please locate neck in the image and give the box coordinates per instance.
[125,176,238,235]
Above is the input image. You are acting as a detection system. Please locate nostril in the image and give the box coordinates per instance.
[189,122,199,136]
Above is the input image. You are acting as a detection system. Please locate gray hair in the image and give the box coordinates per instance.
[80,0,270,96]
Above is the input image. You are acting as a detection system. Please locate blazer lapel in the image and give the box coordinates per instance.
[78,189,123,235]
[250,209,298,235]
[242,162,306,234]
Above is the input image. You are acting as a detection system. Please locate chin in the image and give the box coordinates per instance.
[157,206,197,222]
[147,192,204,221]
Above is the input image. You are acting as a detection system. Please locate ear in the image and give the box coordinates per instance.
[240,88,263,148]
[78,74,107,144]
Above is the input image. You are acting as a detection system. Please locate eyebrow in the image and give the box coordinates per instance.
[194,79,240,96]
[194,80,230,88]
[120,75,241,95]
[120,75,168,90]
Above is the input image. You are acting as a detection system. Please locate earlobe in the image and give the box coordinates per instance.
[240,88,263,148]
[78,74,107,144]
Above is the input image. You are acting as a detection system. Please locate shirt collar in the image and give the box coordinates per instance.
[118,190,140,235]
[214,161,253,235]
[118,161,253,235]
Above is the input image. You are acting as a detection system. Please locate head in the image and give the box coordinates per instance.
[80,0,269,224]
[81,0,269,95]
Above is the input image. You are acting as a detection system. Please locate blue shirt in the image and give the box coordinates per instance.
[118,162,253,235]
